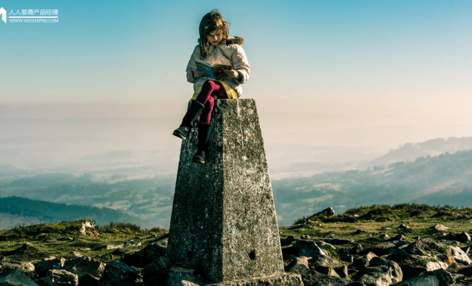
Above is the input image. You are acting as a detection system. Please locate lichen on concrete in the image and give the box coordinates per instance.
[167,99,301,285]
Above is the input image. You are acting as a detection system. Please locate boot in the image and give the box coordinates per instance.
[172,100,205,140]
[193,122,212,164]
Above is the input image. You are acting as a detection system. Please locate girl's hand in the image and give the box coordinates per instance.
[193,69,206,78]
[224,70,239,79]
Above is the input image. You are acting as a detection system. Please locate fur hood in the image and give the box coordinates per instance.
[224,36,244,46]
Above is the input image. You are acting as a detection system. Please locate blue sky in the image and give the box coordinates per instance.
[1,0,471,118]
[1,0,472,169]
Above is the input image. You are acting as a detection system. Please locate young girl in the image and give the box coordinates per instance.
[172,10,250,164]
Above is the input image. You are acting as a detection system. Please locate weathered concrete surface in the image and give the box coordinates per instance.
[168,99,298,285]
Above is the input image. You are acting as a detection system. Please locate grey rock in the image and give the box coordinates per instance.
[105,240,141,250]
[205,272,303,286]
[315,266,341,278]
[35,257,66,277]
[425,261,448,271]
[387,250,448,280]
[310,275,352,286]
[369,257,403,283]
[295,239,327,258]
[313,207,335,217]
[315,241,337,251]
[404,239,442,256]
[77,275,99,286]
[167,267,202,286]
[371,242,397,256]
[1,262,35,272]
[431,224,449,231]
[122,238,167,268]
[142,255,171,284]
[285,256,311,277]
[69,256,105,285]
[0,268,39,286]
[46,269,78,286]
[450,246,471,265]
[393,269,455,286]
[356,265,395,286]
[167,99,293,284]
[366,252,378,262]
[97,260,137,286]
[311,255,342,268]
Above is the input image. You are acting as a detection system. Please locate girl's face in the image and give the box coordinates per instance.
[206,30,223,46]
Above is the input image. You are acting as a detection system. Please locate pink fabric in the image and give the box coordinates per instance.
[195,80,228,124]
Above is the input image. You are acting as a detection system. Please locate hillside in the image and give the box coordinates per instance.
[359,136,472,169]
[1,204,472,285]
[273,148,472,225]
[0,173,174,229]
[0,197,143,229]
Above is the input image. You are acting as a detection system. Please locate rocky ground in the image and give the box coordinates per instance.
[1,204,472,285]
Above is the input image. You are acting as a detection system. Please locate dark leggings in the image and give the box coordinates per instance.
[195,80,228,124]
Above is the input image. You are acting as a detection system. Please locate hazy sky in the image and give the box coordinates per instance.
[1,0,472,151]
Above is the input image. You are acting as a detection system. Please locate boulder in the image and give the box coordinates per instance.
[295,239,327,258]
[369,257,403,283]
[1,262,35,272]
[46,269,78,286]
[431,224,449,231]
[0,268,39,286]
[314,266,341,278]
[387,250,448,280]
[393,268,455,286]
[310,254,342,268]
[355,265,395,286]
[122,238,167,268]
[310,275,352,286]
[286,256,311,277]
[450,246,471,265]
[97,260,137,286]
[69,257,105,285]
[35,257,66,277]
[142,255,172,284]
[315,240,337,251]
[313,207,335,217]
[69,257,105,277]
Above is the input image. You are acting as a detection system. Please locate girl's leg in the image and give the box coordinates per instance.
[197,80,228,124]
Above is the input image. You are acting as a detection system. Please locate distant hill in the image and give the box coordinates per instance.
[272,148,472,226]
[358,136,472,169]
[0,196,142,229]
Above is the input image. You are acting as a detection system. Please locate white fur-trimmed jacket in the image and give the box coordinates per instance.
[185,36,250,98]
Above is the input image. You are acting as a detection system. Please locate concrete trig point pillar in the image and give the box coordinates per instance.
[167,99,302,286]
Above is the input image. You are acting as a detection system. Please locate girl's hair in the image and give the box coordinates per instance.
[197,10,230,60]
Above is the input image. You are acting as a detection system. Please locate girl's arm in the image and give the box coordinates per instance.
[186,45,200,83]
[231,45,250,85]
